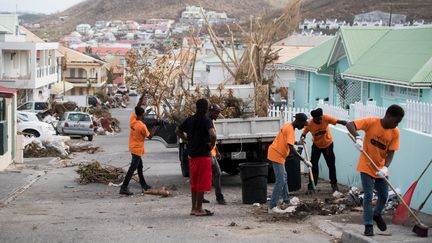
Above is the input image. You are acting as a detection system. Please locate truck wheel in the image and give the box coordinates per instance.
[179,145,189,177]
[267,164,276,183]
[87,135,93,141]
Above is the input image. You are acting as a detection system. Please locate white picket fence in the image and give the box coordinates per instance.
[268,106,310,122]
[405,100,432,134]
[317,103,350,121]
[269,100,432,135]
[350,101,386,120]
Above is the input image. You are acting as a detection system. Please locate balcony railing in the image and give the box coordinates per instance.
[65,77,97,83]
[36,66,58,78]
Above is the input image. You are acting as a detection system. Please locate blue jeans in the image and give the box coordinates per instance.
[361,172,388,225]
[269,161,290,209]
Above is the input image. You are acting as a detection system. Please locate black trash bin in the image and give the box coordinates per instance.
[239,163,268,204]
[285,148,301,192]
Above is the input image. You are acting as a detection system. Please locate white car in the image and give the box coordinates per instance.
[17,101,49,113]
[129,86,137,96]
[117,85,128,94]
[17,111,56,139]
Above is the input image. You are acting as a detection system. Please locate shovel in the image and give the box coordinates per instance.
[347,133,429,237]
[302,142,316,192]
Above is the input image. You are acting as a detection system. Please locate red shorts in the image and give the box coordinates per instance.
[189,156,212,192]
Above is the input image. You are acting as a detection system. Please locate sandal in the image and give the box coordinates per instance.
[195,209,214,216]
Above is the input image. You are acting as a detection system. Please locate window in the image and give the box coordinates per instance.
[0,97,6,121]
[17,102,33,111]
[35,102,48,110]
[295,70,309,80]
[206,65,210,72]
[70,68,76,78]
[384,85,422,99]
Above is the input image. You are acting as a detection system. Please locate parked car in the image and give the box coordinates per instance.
[56,112,95,141]
[17,101,49,113]
[17,111,56,139]
[117,85,128,94]
[129,86,138,96]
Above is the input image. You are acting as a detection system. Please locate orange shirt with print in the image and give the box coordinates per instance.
[129,114,150,157]
[303,115,337,148]
[210,120,217,157]
[267,123,295,163]
[354,117,400,178]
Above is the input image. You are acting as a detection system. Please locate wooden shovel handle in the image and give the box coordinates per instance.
[347,133,424,225]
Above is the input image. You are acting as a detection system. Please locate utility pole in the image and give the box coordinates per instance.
[388,0,393,27]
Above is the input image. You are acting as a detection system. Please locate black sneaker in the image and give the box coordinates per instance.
[142,185,152,192]
[120,188,133,196]
[331,184,339,192]
[216,195,226,205]
[373,215,387,231]
[202,198,210,203]
[364,225,374,236]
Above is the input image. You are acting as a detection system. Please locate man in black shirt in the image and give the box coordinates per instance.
[176,98,217,216]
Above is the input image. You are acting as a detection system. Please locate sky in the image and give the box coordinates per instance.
[0,0,85,14]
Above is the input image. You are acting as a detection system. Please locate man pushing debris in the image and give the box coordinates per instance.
[176,98,216,216]
[267,113,312,214]
[300,108,347,193]
[346,104,404,236]
[120,106,152,195]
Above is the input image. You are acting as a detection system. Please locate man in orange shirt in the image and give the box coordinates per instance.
[267,113,312,214]
[120,106,152,196]
[300,108,347,192]
[346,104,404,236]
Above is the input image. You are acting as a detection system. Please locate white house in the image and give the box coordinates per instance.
[76,24,92,34]
[0,14,59,103]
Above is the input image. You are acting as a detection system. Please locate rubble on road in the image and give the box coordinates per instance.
[144,187,171,197]
[23,136,70,159]
[87,107,121,135]
[76,160,125,185]
[65,141,102,154]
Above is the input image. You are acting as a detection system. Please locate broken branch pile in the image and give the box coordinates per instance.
[76,161,125,185]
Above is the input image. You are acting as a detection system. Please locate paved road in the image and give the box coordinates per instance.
[0,102,334,242]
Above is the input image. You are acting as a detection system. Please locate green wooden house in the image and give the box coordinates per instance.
[286,26,432,109]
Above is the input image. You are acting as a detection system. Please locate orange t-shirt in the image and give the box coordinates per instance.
[354,117,400,178]
[303,114,337,148]
[267,123,295,163]
[210,120,217,157]
[129,114,150,156]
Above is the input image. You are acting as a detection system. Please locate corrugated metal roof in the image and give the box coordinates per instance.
[343,26,432,86]
[285,37,336,71]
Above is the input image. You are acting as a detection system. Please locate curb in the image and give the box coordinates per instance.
[0,170,46,208]
[341,230,380,243]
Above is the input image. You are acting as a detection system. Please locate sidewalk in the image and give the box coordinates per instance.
[311,217,431,243]
[0,157,55,207]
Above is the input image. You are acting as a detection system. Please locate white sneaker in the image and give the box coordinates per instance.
[289,196,300,206]
[268,206,287,214]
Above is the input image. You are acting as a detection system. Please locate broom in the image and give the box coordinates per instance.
[393,160,432,224]
[348,133,429,237]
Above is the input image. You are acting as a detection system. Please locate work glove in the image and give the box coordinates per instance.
[303,160,312,168]
[355,136,363,151]
[376,166,388,178]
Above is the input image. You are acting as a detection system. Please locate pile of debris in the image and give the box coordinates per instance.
[256,187,400,221]
[23,136,70,159]
[76,160,125,185]
[66,141,101,154]
[88,107,121,135]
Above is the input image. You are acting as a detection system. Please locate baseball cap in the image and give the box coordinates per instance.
[209,104,221,112]
[295,113,308,125]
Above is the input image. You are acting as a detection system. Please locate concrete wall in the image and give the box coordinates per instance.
[313,125,432,214]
